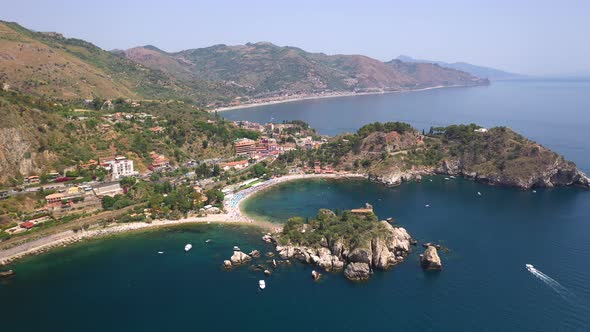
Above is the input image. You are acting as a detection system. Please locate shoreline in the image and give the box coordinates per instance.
[0,173,365,267]
[209,85,473,113]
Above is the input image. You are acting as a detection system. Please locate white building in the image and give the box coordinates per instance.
[474,128,489,133]
[104,156,137,180]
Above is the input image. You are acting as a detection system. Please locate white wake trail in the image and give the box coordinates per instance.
[528,266,573,300]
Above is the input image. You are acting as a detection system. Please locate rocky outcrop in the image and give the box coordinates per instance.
[230,251,252,265]
[344,262,372,281]
[311,270,322,281]
[275,223,412,281]
[420,246,442,270]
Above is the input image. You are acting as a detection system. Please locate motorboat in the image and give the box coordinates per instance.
[526,264,534,271]
[233,246,241,251]
[157,251,164,254]
[259,280,266,290]
[477,192,482,196]
[205,239,212,243]
[185,244,192,252]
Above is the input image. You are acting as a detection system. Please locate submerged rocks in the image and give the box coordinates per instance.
[230,251,252,265]
[223,260,232,268]
[311,270,322,281]
[249,250,261,258]
[420,246,442,270]
[344,262,372,281]
[0,269,15,277]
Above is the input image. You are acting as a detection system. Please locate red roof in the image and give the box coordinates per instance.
[21,221,35,229]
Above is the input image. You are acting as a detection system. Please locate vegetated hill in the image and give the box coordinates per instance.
[0,21,241,105]
[125,42,489,96]
[277,122,589,189]
[396,55,521,81]
[0,89,258,186]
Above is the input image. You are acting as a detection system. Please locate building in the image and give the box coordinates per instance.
[25,175,40,184]
[351,203,374,214]
[149,152,171,170]
[234,138,256,156]
[220,160,249,171]
[93,182,123,197]
[474,128,488,133]
[102,156,137,180]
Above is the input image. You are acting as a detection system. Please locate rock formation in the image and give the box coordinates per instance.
[420,246,442,270]
[275,220,412,281]
[229,251,252,265]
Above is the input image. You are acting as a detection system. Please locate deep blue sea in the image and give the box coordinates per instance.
[2,79,590,331]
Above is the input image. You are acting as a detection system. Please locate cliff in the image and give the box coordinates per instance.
[275,209,413,281]
[304,122,589,190]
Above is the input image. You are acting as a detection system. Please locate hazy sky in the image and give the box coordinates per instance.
[2,0,589,75]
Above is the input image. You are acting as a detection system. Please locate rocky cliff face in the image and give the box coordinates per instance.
[339,125,590,190]
[276,221,413,281]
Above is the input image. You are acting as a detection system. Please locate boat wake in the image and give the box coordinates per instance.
[527,264,574,301]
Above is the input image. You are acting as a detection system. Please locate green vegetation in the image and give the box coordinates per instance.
[279,209,385,249]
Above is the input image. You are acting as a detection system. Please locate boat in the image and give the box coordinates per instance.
[477,192,482,196]
[444,177,450,180]
[526,264,534,271]
[233,246,241,251]
[205,239,212,243]
[184,244,192,252]
[450,176,456,179]
[157,251,164,254]
[425,204,430,207]
[259,280,266,290]
[532,190,537,193]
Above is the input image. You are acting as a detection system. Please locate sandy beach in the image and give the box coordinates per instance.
[210,85,464,113]
[0,173,365,266]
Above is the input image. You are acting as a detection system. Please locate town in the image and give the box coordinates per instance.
[0,106,338,239]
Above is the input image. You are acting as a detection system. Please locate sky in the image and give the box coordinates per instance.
[1,0,589,76]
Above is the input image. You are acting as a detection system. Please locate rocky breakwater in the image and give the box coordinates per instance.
[274,209,413,281]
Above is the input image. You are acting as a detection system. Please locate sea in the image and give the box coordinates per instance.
[1,79,590,331]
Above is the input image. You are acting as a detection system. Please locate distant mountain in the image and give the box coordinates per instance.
[0,21,243,104]
[0,21,488,106]
[396,55,520,80]
[125,43,488,98]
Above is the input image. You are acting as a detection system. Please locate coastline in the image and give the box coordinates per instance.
[0,173,365,267]
[209,85,471,113]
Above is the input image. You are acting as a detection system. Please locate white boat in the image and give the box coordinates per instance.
[425,204,430,207]
[233,246,241,251]
[184,244,192,252]
[259,280,266,290]
[444,177,450,180]
[526,264,534,271]
[205,239,212,243]
[450,176,456,179]
[532,190,537,193]
[157,251,164,254]
[477,192,482,196]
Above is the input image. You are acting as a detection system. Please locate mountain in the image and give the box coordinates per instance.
[125,42,488,98]
[0,21,488,106]
[396,55,520,80]
[0,21,241,104]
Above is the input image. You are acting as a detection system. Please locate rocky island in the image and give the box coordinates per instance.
[271,208,414,281]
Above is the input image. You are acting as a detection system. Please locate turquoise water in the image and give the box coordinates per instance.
[2,79,590,331]
[2,178,590,331]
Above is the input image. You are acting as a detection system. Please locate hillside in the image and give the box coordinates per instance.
[277,122,589,189]
[395,55,521,80]
[125,42,489,97]
[0,90,255,185]
[0,21,241,104]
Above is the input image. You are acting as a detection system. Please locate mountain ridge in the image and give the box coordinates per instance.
[396,55,521,80]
